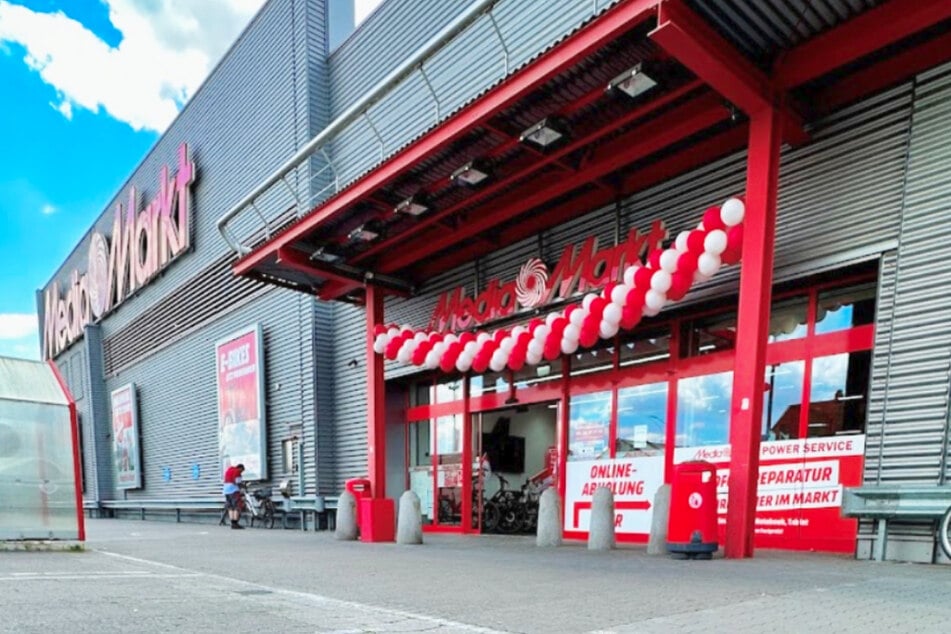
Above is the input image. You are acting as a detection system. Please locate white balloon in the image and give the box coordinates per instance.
[623,264,639,287]
[561,337,580,355]
[569,308,586,327]
[645,289,667,311]
[490,350,507,373]
[477,332,491,344]
[397,347,412,364]
[414,332,427,343]
[603,303,622,325]
[650,270,673,293]
[373,334,387,354]
[425,350,440,368]
[512,325,527,337]
[527,350,543,365]
[720,198,745,227]
[659,249,679,273]
[545,312,559,326]
[610,283,629,306]
[533,324,551,342]
[582,293,599,310]
[693,271,712,284]
[456,352,473,373]
[563,323,581,343]
[697,252,722,277]
[444,333,458,345]
[527,339,544,357]
[675,230,690,252]
[599,320,619,339]
[387,326,400,338]
[704,229,728,255]
[643,305,661,317]
[500,336,516,353]
[464,341,479,356]
[433,342,447,357]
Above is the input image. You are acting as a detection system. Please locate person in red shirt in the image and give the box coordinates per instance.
[222,463,245,529]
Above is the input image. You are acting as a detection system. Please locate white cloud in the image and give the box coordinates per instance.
[0,313,38,340]
[40,203,56,215]
[355,0,384,26]
[0,0,265,132]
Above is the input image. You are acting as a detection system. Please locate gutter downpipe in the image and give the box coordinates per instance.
[216,0,500,255]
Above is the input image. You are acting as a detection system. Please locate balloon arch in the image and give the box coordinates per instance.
[373,197,746,375]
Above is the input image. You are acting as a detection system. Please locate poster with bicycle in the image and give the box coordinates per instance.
[111,383,142,489]
[216,324,267,481]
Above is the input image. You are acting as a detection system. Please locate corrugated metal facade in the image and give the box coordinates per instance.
[857,62,951,563]
[40,0,331,503]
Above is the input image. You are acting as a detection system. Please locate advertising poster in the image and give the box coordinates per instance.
[564,456,665,536]
[111,384,142,489]
[674,435,866,553]
[216,324,267,481]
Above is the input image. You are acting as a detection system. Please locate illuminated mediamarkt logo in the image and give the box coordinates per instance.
[429,219,668,332]
[43,143,196,359]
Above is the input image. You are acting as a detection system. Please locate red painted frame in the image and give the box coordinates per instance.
[48,360,86,542]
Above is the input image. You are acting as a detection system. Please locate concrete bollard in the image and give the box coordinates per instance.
[646,484,671,555]
[397,491,423,545]
[334,490,358,541]
[536,488,563,547]
[588,486,616,551]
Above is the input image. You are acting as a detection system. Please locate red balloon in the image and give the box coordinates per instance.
[508,355,525,371]
[385,340,401,361]
[620,307,641,330]
[493,329,509,343]
[551,316,568,334]
[459,332,476,345]
[677,251,699,275]
[667,272,693,301]
[579,328,599,348]
[471,356,488,373]
[687,229,707,253]
[564,304,579,320]
[602,282,618,301]
[722,224,744,265]
[702,205,725,231]
[527,318,544,332]
[373,324,388,337]
[411,346,428,366]
[430,333,444,344]
[648,250,663,270]
[590,296,607,313]
[634,266,653,290]
[624,287,645,313]
[544,342,561,361]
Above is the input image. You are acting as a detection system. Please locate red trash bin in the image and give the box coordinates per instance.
[667,461,718,559]
[345,478,372,529]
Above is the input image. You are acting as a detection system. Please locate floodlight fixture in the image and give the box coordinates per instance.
[607,63,658,99]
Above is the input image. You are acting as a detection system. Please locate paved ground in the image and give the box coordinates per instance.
[1,518,949,633]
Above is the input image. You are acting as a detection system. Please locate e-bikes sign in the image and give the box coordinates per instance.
[429,219,668,332]
[43,143,196,359]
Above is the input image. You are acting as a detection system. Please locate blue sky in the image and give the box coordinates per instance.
[0,0,380,361]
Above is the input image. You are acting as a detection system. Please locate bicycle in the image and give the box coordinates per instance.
[219,484,277,529]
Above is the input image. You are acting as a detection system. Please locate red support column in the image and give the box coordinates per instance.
[366,285,387,499]
[725,106,783,558]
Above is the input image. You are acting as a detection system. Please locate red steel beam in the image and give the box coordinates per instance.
[275,246,358,288]
[366,285,387,501]
[378,95,729,276]
[233,0,662,280]
[649,0,808,146]
[725,106,783,559]
[776,0,951,89]
[413,124,748,279]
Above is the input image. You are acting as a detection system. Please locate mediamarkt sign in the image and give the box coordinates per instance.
[430,219,667,332]
[43,143,195,359]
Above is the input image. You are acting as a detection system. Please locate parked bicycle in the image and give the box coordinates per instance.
[219,484,277,529]
[940,505,951,560]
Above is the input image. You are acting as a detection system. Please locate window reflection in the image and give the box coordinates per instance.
[435,415,463,454]
[568,391,611,461]
[617,383,667,456]
[769,296,808,343]
[815,282,876,334]
[570,343,616,377]
[619,331,671,367]
[433,379,464,404]
[681,313,736,357]
[763,361,805,440]
[470,372,508,397]
[675,372,733,447]
[808,351,870,436]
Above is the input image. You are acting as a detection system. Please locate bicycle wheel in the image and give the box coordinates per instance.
[261,502,276,529]
[939,505,951,560]
[482,501,501,533]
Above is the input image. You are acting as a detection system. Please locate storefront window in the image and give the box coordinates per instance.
[433,379,464,404]
[619,331,671,367]
[435,414,463,454]
[763,361,805,440]
[570,345,615,377]
[407,420,433,524]
[769,296,808,342]
[513,358,564,390]
[470,372,509,397]
[807,351,871,437]
[675,372,733,447]
[616,383,667,456]
[568,391,611,461]
[680,313,736,357]
[815,282,876,335]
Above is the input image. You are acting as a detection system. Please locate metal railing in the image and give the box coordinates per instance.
[215,0,616,258]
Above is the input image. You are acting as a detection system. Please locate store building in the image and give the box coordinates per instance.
[40,0,951,563]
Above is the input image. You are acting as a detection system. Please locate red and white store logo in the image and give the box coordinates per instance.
[429,219,668,331]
